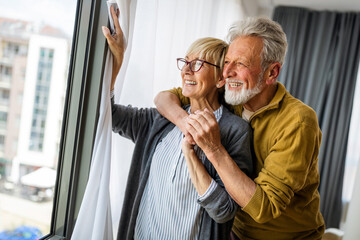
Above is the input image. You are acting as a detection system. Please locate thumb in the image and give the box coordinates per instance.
[185,133,196,145]
[102,26,111,38]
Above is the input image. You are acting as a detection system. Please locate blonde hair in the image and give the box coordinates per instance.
[186,37,228,81]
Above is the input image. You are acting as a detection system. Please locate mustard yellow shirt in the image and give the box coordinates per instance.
[168,83,325,240]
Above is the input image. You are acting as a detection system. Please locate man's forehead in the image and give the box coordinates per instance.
[226,36,263,58]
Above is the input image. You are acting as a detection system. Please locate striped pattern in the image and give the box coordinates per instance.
[134,106,223,240]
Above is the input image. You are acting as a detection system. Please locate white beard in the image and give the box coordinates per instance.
[224,78,263,105]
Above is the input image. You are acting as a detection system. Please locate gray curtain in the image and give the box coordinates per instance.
[273,6,360,228]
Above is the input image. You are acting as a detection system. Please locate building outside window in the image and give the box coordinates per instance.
[29,48,54,152]
[0,0,76,238]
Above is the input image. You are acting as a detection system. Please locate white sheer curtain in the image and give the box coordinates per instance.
[72,0,248,239]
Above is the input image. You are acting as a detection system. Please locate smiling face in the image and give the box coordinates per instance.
[181,54,221,102]
[223,36,265,105]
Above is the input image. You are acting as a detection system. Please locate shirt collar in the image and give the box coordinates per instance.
[243,82,287,122]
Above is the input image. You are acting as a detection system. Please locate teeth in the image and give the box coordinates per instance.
[229,82,242,87]
[185,80,197,85]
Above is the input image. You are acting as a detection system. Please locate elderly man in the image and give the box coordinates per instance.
[155,17,325,240]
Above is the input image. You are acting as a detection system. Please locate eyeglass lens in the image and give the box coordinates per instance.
[177,59,203,72]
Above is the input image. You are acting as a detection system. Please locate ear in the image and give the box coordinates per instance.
[265,63,281,85]
[217,77,226,88]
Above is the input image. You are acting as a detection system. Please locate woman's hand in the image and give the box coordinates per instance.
[185,109,222,156]
[102,5,125,91]
[181,134,195,158]
[182,134,212,196]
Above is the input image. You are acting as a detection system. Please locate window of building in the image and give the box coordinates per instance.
[0,89,10,105]
[0,111,7,129]
[0,65,12,82]
[0,135,5,151]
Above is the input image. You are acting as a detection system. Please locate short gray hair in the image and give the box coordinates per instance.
[227,17,287,69]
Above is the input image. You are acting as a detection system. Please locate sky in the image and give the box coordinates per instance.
[0,0,77,36]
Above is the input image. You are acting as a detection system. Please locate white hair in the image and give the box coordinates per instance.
[227,17,288,70]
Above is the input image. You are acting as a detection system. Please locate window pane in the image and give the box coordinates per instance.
[0,0,76,237]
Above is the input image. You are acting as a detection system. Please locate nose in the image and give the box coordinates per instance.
[223,62,236,79]
[182,62,193,74]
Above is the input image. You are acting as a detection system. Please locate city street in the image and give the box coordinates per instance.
[0,192,52,235]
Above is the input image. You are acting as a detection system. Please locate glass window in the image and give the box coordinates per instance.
[0,0,76,238]
[0,111,8,129]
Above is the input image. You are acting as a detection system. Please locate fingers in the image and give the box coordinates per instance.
[187,109,216,133]
[185,121,199,142]
[110,5,117,21]
[102,26,116,47]
[199,108,217,124]
[111,6,123,39]
[184,132,196,145]
[102,26,115,45]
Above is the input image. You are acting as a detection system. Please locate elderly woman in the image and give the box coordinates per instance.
[102,7,253,240]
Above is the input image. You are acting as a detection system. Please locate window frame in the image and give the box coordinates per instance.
[42,0,109,238]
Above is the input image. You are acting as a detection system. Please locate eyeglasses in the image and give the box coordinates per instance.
[177,58,220,72]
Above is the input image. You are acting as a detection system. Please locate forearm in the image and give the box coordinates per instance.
[183,149,238,223]
[184,150,212,195]
[206,146,256,207]
[154,91,189,132]
[111,98,155,142]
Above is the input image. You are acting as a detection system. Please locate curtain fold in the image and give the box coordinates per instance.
[273,6,360,228]
[70,48,114,240]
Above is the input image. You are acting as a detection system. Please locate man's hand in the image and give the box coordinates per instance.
[185,108,222,155]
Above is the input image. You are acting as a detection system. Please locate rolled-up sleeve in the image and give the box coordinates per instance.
[197,180,238,223]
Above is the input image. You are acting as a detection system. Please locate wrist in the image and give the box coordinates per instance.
[177,114,189,134]
[204,145,226,166]
[183,148,195,158]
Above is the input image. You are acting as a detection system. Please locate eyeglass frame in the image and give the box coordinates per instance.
[176,58,220,73]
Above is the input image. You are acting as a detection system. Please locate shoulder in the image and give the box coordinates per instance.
[219,106,252,144]
[281,93,319,128]
[220,106,251,131]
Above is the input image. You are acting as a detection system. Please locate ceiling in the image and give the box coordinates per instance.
[257,0,360,12]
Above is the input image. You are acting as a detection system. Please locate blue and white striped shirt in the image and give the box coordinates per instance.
[134,105,223,240]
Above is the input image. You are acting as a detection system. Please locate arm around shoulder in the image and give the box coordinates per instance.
[154,88,189,134]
